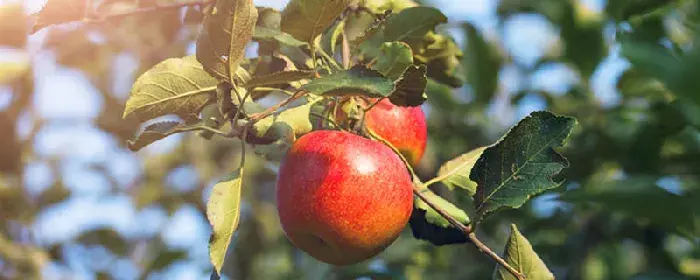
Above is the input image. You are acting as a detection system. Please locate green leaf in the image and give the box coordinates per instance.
[0,59,30,85]
[281,0,351,43]
[123,56,219,122]
[0,4,28,47]
[207,169,244,275]
[383,7,447,46]
[77,228,129,256]
[251,101,314,142]
[244,70,315,88]
[619,38,678,90]
[150,250,188,270]
[616,68,670,98]
[127,120,216,151]
[494,224,554,280]
[32,0,86,32]
[253,26,307,47]
[301,65,395,97]
[463,22,502,104]
[389,64,428,107]
[415,190,469,228]
[322,19,345,54]
[256,7,281,29]
[196,0,257,83]
[560,177,700,238]
[471,111,576,220]
[373,41,413,80]
[433,146,487,195]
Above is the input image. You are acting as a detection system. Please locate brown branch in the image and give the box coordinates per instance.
[32,0,214,31]
[248,91,308,122]
[412,188,525,280]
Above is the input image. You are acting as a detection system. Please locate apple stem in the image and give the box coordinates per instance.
[412,188,526,280]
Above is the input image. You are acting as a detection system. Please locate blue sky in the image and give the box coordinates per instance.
[0,0,638,279]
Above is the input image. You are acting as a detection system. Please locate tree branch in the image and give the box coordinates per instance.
[412,188,525,280]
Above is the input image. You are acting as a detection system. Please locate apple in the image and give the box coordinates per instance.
[276,130,414,265]
[364,98,427,166]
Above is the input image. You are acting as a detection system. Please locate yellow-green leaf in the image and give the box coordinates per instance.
[207,169,244,275]
[281,0,351,43]
[197,0,257,83]
[252,101,314,142]
[123,56,218,122]
[414,190,469,228]
[0,59,30,85]
[434,146,487,196]
[495,224,554,280]
[373,41,413,80]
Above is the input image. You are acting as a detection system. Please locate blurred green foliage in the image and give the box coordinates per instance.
[1,0,700,279]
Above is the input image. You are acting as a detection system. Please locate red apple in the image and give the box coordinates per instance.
[276,130,414,265]
[364,98,427,166]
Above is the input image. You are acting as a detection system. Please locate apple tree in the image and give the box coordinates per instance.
[1,0,700,279]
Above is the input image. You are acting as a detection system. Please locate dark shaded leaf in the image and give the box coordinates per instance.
[409,205,469,246]
[471,111,576,221]
[301,65,395,97]
[389,65,427,107]
[151,250,188,270]
[560,177,700,238]
[128,120,217,151]
[463,22,502,104]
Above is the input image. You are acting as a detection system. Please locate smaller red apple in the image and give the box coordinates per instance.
[364,98,427,166]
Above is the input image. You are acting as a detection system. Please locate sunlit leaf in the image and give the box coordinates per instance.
[471,111,576,221]
[389,64,427,107]
[494,224,554,280]
[197,0,257,82]
[280,0,351,43]
[373,41,413,80]
[32,0,86,32]
[433,146,487,195]
[253,26,307,47]
[250,101,314,144]
[322,19,345,54]
[383,7,447,46]
[244,70,315,88]
[123,55,218,122]
[301,65,395,97]
[207,169,244,275]
[415,190,469,228]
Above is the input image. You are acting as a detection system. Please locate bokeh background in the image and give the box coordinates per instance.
[1,0,699,279]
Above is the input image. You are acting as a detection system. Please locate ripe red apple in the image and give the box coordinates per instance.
[276,130,414,265]
[364,98,427,166]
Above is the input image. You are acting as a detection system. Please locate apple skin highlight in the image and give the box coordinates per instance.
[364,98,427,166]
[276,130,414,265]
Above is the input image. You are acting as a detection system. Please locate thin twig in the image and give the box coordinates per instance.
[368,128,525,280]
[248,91,308,122]
[412,188,525,279]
